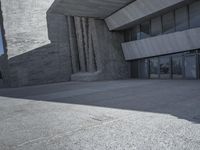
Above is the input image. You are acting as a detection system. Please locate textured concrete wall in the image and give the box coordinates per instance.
[1,0,130,87]
[106,0,190,30]
[122,27,200,60]
[49,0,133,19]
[1,0,72,87]
[1,0,54,58]
[69,17,130,81]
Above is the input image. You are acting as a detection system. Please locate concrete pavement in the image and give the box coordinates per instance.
[0,80,200,150]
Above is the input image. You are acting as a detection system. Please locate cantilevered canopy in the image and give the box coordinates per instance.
[49,0,134,19]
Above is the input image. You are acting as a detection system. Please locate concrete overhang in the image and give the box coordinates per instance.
[48,0,134,19]
[105,0,195,30]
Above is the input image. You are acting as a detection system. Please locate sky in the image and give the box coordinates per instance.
[0,30,4,55]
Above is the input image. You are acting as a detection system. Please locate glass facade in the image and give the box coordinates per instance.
[150,58,159,79]
[124,0,200,42]
[159,56,171,79]
[151,16,162,36]
[132,50,200,80]
[140,21,151,39]
[184,54,197,79]
[162,12,175,34]
[138,59,149,79]
[175,6,189,31]
[189,1,200,28]
[172,55,183,79]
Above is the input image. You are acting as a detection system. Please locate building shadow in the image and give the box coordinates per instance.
[0,80,199,124]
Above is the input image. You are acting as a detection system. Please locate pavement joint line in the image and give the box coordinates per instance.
[16,113,138,148]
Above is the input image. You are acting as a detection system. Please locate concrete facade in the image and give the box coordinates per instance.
[105,0,192,30]
[122,27,200,60]
[0,0,130,87]
[0,0,200,87]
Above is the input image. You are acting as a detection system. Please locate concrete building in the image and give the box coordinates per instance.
[0,0,200,87]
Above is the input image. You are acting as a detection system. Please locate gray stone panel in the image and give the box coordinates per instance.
[1,0,54,58]
[122,28,200,60]
[105,0,189,30]
[8,43,72,87]
[49,0,133,19]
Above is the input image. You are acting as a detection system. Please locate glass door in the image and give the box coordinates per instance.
[138,59,149,79]
[150,57,159,79]
[184,54,197,79]
[172,54,184,79]
[159,56,171,79]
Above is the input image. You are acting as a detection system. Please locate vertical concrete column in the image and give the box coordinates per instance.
[88,18,97,72]
[67,16,80,73]
[74,17,86,72]
[82,17,90,71]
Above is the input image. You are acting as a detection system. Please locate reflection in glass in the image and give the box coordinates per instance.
[172,55,183,79]
[160,56,171,79]
[185,54,197,79]
[189,1,200,28]
[150,58,159,79]
[124,25,140,42]
[124,26,137,42]
[138,59,149,79]
[162,12,175,34]
[151,16,162,36]
[140,21,150,39]
[175,6,189,31]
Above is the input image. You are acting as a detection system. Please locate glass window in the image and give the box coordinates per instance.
[151,16,162,36]
[131,61,138,78]
[124,26,140,42]
[172,55,183,79]
[150,57,159,79]
[138,59,149,79]
[124,26,138,42]
[189,1,200,28]
[140,21,151,39]
[175,6,189,31]
[136,25,141,40]
[162,12,175,34]
[159,56,171,79]
[184,54,197,79]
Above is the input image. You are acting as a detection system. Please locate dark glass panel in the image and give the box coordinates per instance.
[138,59,149,79]
[184,54,197,79]
[189,1,200,28]
[160,56,171,79]
[175,6,189,31]
[162,12,175,34]
[151,16,162,36]
[172,55,183,79]
[140,21,151,39]
[150,57,159,79]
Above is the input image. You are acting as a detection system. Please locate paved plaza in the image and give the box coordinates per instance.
[0,80,200,150]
